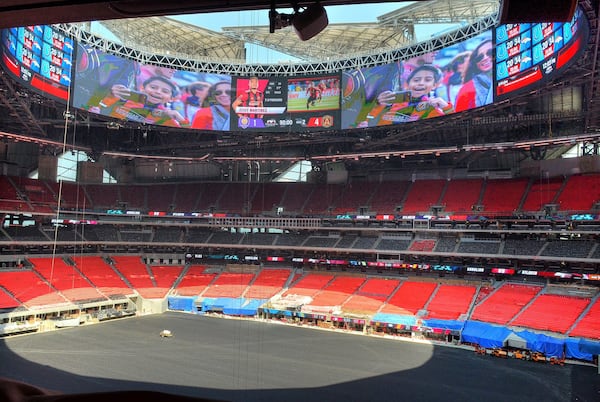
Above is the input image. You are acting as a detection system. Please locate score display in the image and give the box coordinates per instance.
[231,75,340,131]
[0,25,73,101]
[495,7,588,98]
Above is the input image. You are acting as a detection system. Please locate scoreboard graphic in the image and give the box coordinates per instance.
[1,25,73,101]
[231,74,340,132]
[495,8,588,98]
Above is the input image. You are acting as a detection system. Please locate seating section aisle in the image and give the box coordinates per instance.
[332,182,379,214]
[12,177,55,213]
[174,265,216,296]
[380,281,437,316]
[441,179,483,213]
[342,278,401,315]
[511,294,590,334]
[244,268,292,299]
[481,178,529,214]
[308,276,366,310]
[569,298,600,339]
[250,183,286,213]
[147,265,184,298]
[470,284,541,325]
[172,183,200,211]
[0,270,65,306]
[218,183,255,212]
[145,184,177,212]
[279,183,312,213]
[84,184,119,209]
[118,185,146,210]
[283,273,335,298]
[367,181,410,214]
[28,257,105,303]
[111,256,155,294]
[196,183,226,211]
[555,173,600,211]
[401,180,446,214]
[474,285,494,305]
[73,256,131,296]
[47,181,88,210]
[0,287,19,309]
[424,284,477,320]
[201,272,255,298]
[303,184,343,215]
[0,176,28,212]
[520,177,563,212]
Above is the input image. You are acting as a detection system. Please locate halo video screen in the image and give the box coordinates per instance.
[1,25,73,101]
[495,7,588,98]
[73,46,340,132]
[5,9,585,134]
[72,43,231,129]
[341,31,493,129]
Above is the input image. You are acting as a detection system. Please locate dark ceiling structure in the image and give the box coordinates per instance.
[0,0,598,173]
[0,1,388,28]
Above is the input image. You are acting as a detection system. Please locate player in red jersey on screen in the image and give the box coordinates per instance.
[305,81,320,109]
[232,76,264,118]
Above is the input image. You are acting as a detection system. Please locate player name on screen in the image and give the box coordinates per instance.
[235,106,286,114]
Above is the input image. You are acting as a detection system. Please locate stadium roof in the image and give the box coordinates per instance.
[94,0,500,62]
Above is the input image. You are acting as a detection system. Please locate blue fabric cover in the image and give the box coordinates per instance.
[422,319,465,331]
[371,313,417,327]
[564,338,594,361]
[202,298,267,315]
[461,321,511,348]
[515,330,564,357]
[167,296,196,312]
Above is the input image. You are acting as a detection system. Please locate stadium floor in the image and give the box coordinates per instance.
[0,311,598,402]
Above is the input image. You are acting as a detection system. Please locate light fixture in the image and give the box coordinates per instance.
[107,121,121,130]
[269,2,328,41]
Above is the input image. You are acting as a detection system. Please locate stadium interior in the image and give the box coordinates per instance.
[0,0,600,400]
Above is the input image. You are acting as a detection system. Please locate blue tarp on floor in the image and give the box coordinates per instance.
[564,338,594,361]
[421,319,465,331]
[461,321,511,348]
[579,338,600,356]
[515,330,565,357]
[202,298,267,316]
[167,296,197,312]
[264,308,293,316]
[371,314,416,327]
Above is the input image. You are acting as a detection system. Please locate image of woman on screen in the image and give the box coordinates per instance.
[439,51,471,106]
[454,39,493,112]
[91,75,189,128]
[183,81,211,120]
[191,81,231,130]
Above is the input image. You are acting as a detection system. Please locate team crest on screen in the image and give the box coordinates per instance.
[239,116,250,129]
[322,115,333,128]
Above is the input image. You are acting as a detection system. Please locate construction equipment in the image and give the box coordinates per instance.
[531,352,546,362]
